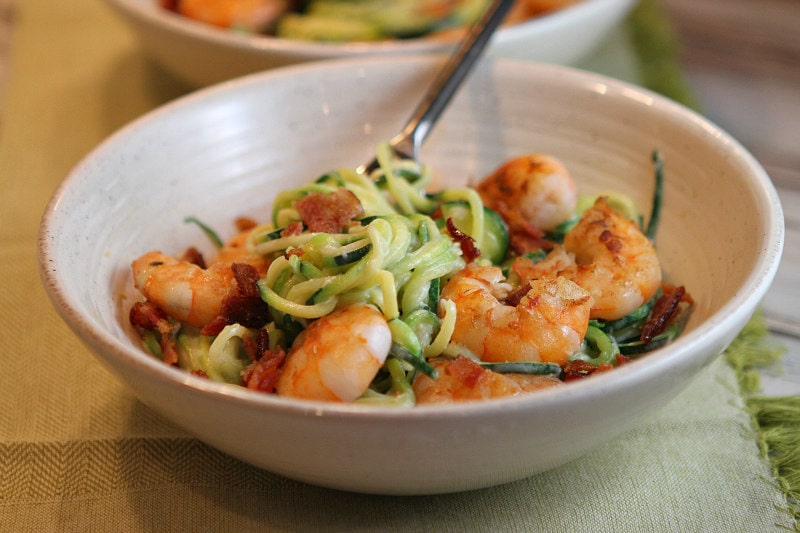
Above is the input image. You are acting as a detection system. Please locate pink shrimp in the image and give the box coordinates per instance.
[131,229,268,328]
[413,356,562,404]
[476,153,578,232]
[512,197,662,321]
[440,262,592,366]
[275,304,392,402]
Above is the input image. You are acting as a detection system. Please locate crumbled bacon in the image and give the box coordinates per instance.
[241,330,286,393]
[200,316,228,337]
[281,221,304,237]
[562,360,613,381]
[222,294,271,329]
[295,188,364,233]
[200,263,271,335]
[446,218,481,261]
[180,246,206,268]
[232,262,261,297]
[562,351,634,382]
[615,353,633,366]
[640,284,688,343]
[129,301,180,366]
[242,349,286,393]
[129,300,167,330]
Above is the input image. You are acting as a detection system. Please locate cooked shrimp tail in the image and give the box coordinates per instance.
[275,304,392,402]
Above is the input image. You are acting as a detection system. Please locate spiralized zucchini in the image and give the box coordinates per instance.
[252,144,474,337]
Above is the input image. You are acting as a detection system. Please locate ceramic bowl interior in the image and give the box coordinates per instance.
[104,0,636,86]
[39,56,784,495]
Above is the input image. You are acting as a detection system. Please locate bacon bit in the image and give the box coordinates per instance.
[129,300,167,330]
[241,331,259,362]
[640,285,687,343]
[445,356,486,388]
[242,348,286,393]
[295,188,364,234]
[232,263,260,297]
[562,360,614,381]
[235,217,257,232]
[504,282,532,307]
[220,294,270,328]
[242,330,286,393]
[615,353,633,366]
[181,247,206,268]
[158,339,180,367]
[492,200,554,255]
[284,248,304,259]
[281,221,304,237]
[129,301,180,366]
[200,316,228,337]
[446,218,481,261]
[255,327,270,355]
[200,263,271,335]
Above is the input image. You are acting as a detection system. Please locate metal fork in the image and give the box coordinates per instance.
[358,0,516,175]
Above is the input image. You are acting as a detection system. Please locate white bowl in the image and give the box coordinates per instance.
[39,56,783,495]
[104,0,636,86]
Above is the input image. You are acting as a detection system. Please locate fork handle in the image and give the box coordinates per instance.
[389,0,517,161]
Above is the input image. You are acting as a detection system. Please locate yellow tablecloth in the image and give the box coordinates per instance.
[0,0,793,531]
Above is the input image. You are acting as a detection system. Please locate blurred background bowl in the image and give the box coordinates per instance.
[39,55,783,495]
[104,0,636,86]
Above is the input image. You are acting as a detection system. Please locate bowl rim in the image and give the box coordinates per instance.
[38,55,785,421]
[103,0,632,56]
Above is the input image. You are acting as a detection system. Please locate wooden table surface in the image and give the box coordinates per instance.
[0,0,797,394]
[661,0,800,396]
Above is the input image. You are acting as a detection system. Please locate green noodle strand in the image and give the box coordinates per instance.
[425,299,457,358]
[375,144,416,215]
[438,187,485,250]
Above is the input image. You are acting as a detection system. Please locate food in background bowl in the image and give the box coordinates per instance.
[158,0,582,42]
[104,0,635,86]
[38,57,783,494]
[129,144,692,406]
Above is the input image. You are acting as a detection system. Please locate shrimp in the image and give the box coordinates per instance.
[413,356,562,405]
[512,197,662,321]
[440,262,592,366]
[275,304,392,402]
[131,230,268,328]
[476,154,577,232]
[175,0,289,31]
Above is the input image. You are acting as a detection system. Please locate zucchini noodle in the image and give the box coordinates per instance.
[206,324,253,383]
[252,143,478,332]
[258,197,464,324]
